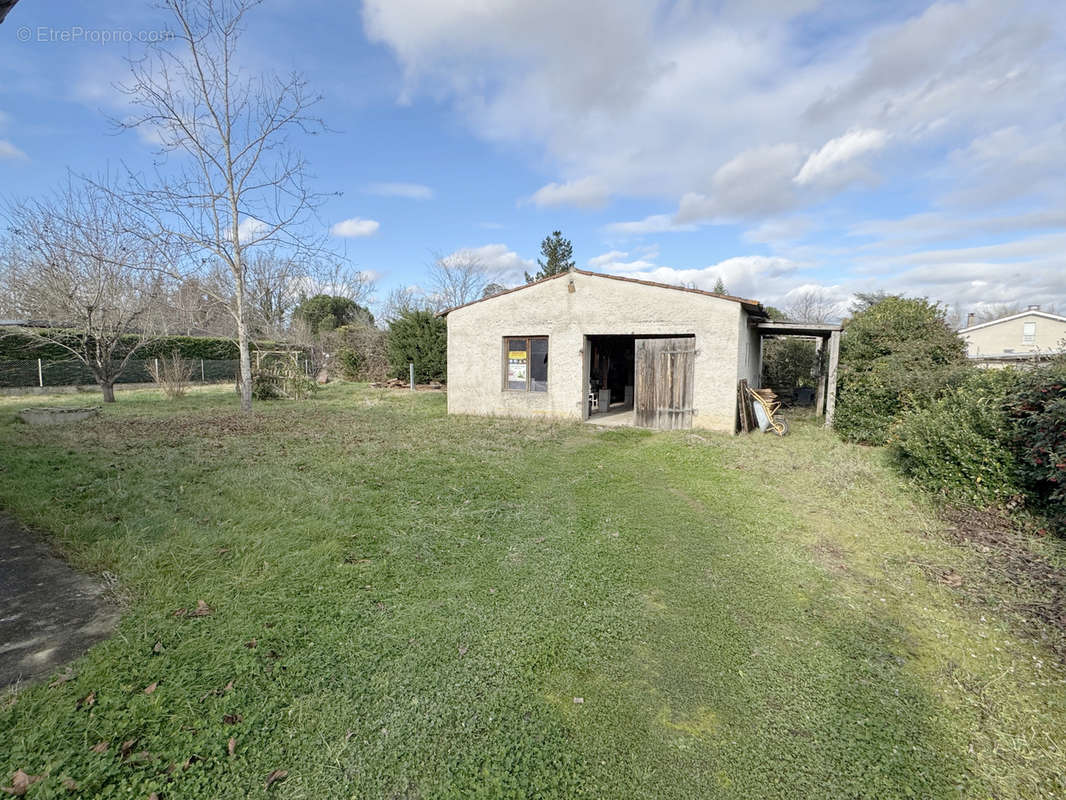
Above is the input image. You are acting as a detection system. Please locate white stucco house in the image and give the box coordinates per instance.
[440,269,840,432]
[959,307,1066,366]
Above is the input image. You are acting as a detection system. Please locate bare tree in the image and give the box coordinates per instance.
[784,288,842,323]
[312,259,376,309]
[1,178,166,402]
[378,286,427,324]
[427,251,496,311]
[973,303,1022,324]
[117,0,327,411]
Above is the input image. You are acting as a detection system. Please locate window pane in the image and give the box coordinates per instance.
[506,338,528,390]
[1023,322,1036,343]
[530,338,548,391]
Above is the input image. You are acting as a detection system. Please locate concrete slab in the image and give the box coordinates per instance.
[0,515,120,688]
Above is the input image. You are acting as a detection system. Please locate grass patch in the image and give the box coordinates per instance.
[1,385,1064,798]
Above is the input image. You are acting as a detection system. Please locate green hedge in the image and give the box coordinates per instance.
[1006,361,1066,524]
[889,369,1022,507]
[0,330,301,361]
[888,362,1066,533]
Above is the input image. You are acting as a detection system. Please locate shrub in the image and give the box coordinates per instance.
[889,369,1023,506]
[248,361,319,401]
[835,296,969,444]
[332,324,388,382]
[336,347,364,381]
[1005,360,1066,526]
[387,310,446,383]
[148,350,195,399]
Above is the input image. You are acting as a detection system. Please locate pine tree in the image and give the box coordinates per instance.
[525,231,575,283]
[712,277,727,295]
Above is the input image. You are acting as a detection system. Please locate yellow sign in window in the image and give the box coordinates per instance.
[508,351,527,360]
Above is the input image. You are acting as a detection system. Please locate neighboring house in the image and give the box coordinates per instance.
[440,268,841,432]
[958,307,1066,366]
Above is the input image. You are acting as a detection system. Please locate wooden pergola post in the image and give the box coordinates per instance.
[824,329,841,427]
[813,337,826,416]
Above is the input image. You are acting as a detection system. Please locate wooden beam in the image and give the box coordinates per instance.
[814,337,826,416]
[824,330,841,427]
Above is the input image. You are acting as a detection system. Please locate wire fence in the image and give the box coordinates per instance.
[0,358,242,389]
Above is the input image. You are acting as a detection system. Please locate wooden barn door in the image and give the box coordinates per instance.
[635,337,695,430]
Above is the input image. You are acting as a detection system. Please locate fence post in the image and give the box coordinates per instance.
[37,358,43,388]
[409,362,415,391]
[154,358,160,378]
[201,359,205,382]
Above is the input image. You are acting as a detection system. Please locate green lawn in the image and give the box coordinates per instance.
[1,384,1064,799]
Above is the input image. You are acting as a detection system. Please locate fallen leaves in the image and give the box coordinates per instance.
[199,680,235,702]
[457,645,468,657]
[153,641,164,654]
[940,570,964,588]
[48,668,76,688]
[245,638,257,649]
[264,769,288,789]
[119,739,138,759]
[227,737,236,757]
[222,713,243,725]
[76,691,95,709]
[173,599,213,618]
[61,778,78,792]
[90,741,109,754]
[144,681,159,695]
[1,770,41,796]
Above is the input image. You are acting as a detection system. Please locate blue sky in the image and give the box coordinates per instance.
[2,0,1065,318]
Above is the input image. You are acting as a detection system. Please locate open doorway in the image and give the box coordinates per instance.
[585,335,635,424]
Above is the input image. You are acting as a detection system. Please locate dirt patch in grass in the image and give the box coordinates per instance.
[810,537,850,575]
[939,506,1066,660]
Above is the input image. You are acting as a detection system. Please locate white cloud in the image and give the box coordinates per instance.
[793,128,888,187]
[0,139,26,160]
[529,176,610,209]
[444,243,534,283]
[331,217,381,238]
[362,0,1066,270]
[676,144,805,222]
[365,182,433,200]
[587,249,660,273]
[604,214,696,236]
[230,216,269,242]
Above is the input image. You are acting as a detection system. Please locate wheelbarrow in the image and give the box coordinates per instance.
[746,386,790,436]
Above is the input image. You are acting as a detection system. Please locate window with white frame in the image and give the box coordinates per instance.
[1022,321,1036,344]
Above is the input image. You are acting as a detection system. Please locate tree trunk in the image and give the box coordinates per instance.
[236,290,253,413]
[101,381,116,403]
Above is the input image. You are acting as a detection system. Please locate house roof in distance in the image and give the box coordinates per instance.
[959,309,1066,333]
[438,268,766,316]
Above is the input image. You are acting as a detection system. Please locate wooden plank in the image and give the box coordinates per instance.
[824,329,841,427]
[634,338,656,428]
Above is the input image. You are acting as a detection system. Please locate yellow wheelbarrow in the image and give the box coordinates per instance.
[746,386,790,436]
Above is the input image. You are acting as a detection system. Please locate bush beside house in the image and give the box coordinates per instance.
[386,310,446,383]
[834,297,968,445]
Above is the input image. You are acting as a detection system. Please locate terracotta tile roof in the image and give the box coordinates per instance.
[438,268,766,316]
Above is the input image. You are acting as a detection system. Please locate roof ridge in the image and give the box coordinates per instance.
[438,268,764,316]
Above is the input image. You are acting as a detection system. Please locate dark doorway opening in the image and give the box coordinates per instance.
[586,335,635,419]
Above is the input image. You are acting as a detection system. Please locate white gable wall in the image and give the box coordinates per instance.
[445,272,749,431]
